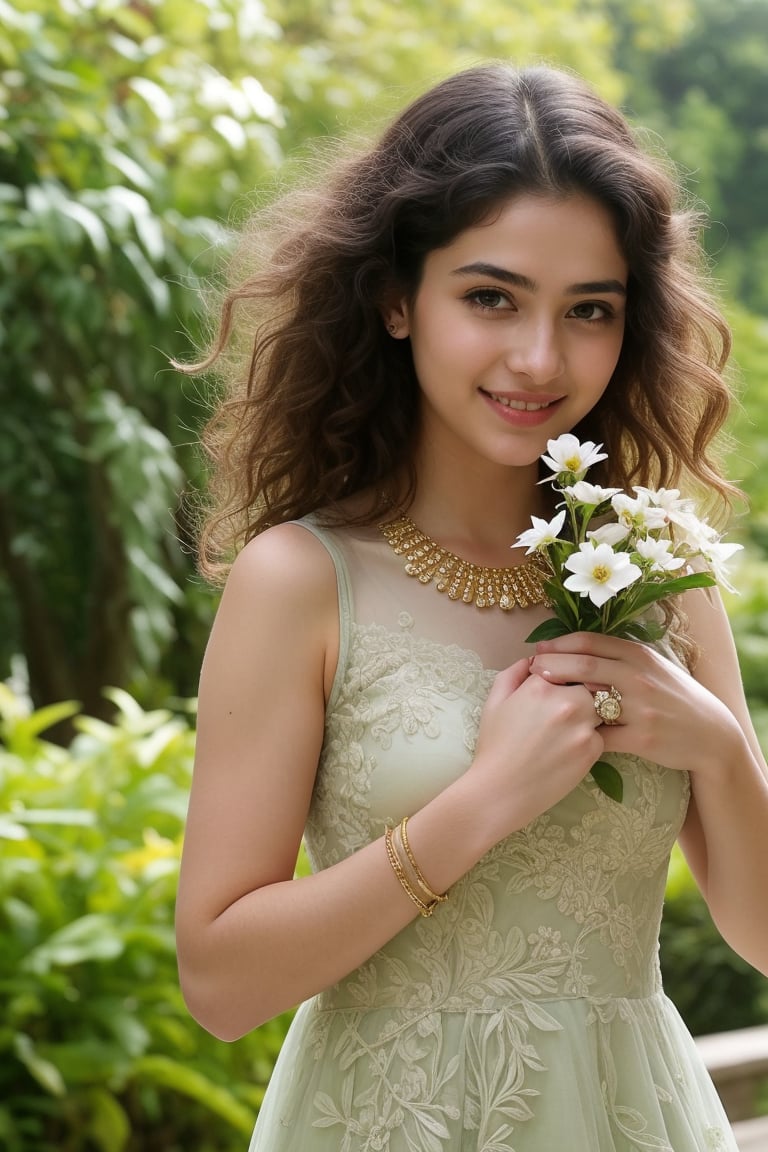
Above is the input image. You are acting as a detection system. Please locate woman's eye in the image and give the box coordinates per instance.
[569,301,611,321]
[468,289,510,311]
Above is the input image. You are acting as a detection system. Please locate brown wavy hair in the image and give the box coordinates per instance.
[185,62,738,581]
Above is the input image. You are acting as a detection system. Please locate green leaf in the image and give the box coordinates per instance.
[23,915,125,974]
[12,808,97,826]
[57,197,111,255]
[84,1087,131,1152]
[590,761,624,803]
[656,571,717,593]
[13,1033,66,1097]
[525,618,572,643]
[0,816,29,841]
[29,1038,125,1086]
[2,699,81,742]
[624,572,716,615]
[131,1056,255,1134]
[542,580,585,630]
[618,619,667,643]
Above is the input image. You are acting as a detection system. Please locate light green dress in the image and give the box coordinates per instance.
[248,519,737,1152]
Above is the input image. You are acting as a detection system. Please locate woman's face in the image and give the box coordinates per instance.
[388,194,628,474]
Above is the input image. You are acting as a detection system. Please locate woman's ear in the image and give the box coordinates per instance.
[380,291,411,339]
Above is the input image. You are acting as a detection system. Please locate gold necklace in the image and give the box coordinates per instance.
[380,514,550,611]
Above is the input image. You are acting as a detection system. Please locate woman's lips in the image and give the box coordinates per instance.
[480,389,565,426]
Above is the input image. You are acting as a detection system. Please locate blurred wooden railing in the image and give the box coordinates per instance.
[696,1025,768,1151]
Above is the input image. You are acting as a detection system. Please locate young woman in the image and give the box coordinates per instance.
[175,63,768,1150]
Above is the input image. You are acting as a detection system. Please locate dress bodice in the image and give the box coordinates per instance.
[306,610,689,1010]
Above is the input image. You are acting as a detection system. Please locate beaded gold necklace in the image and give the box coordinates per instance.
[379,514,550,611]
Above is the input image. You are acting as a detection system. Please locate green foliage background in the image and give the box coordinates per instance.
[3,0,768,716]
[0,689,288,1152]
[1,0,768,1147]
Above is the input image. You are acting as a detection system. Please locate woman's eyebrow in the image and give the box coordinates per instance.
[567,278,627,297]
[451,262,626,297]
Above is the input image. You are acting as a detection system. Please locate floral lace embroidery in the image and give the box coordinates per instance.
[293,621,731,1152]
[305,622,495,868]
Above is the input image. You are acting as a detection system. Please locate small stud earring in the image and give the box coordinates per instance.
[387,323,397,334]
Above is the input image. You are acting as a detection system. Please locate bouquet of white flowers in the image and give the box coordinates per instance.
[514,433,743,801]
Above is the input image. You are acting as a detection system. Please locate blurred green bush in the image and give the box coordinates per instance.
[0,686,291,1152]
[1,686,766,1149]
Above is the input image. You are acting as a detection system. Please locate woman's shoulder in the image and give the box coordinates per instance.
[226,520,340,617]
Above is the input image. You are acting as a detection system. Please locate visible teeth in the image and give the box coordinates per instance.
[491,394,552,411]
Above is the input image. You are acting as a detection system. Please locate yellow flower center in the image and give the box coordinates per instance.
[564,455,581,471]
[592,564,611,584]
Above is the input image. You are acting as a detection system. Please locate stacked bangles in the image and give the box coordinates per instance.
[384,816,449,917]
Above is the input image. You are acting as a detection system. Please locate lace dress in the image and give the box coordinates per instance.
[247,519,737,1152]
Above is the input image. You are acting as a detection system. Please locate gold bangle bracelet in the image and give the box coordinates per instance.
[400,816,448,906]
[384,825,431,916]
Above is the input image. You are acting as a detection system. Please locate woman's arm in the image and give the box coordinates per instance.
[175,524,429,1040]
[675,588,768,972]
[175,524,606,1041]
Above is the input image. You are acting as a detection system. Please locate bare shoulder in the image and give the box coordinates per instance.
[225,520,338,611]
[207,520,341,701]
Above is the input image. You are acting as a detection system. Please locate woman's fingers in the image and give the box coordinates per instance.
[528,651,622,689]
[528,637,645,730]
[485,657,532,703]
[528,634,651,695]
[533,632,641,660]
[474,668,606,829]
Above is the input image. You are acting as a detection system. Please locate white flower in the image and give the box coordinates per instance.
[634,536,686,573]
[633,486,692,515]
[587,522,631,546]
[513,509,566,554]
[541,434,608,479]
[562,481,621,504]
[698,540,743,593]
[668,507,718,551]
[611,492,668,533]
[563,541,642,607]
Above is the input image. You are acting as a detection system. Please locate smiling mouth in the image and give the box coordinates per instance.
[483,391,561,412]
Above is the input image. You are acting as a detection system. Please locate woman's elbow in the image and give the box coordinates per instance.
[175,923,262,1041]
[177,961,258,1043]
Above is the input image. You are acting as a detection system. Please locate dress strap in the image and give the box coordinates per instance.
[293,516,353,714]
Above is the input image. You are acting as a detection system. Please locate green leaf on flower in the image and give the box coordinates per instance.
[525,618,572,643]
[653,571,717,593]
[542,581,584,631]
[618,619,667,643]
[626,572,716,613]
[590,760,624,803]
[598,571,718,637]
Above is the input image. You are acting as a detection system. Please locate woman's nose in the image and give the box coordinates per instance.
[503,318,565,385]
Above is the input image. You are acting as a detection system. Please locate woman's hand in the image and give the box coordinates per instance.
[525,607,768,976]
[527,632,744,778]
[468,656,606,834]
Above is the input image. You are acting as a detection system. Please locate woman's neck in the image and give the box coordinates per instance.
[401,458,551,568]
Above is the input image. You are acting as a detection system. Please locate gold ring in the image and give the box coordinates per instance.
[594,686,622,725]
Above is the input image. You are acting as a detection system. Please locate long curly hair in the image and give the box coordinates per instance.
[186,63,738,581]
